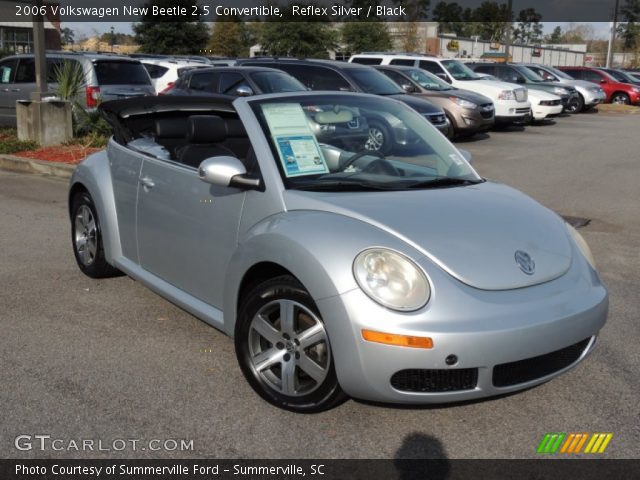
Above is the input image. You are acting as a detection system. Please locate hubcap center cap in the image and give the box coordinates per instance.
[285,341,296,353]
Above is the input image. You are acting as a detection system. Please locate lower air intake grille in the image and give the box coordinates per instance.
[493,338,591,387]
[391,368,478,393]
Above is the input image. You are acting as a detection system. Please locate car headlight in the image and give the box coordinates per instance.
[498,90,515,100]
[632,87,640,93]
[566,223,596,269]
[353,248,430,311]
[553,87,569,95]
[450,96,477,109]
[590,87,602,93]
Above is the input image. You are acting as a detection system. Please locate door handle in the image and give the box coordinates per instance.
[139,176,155,189]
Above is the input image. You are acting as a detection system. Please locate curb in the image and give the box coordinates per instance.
[0,154,75,179]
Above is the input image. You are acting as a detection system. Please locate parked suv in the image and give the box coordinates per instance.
[595,68,640,87]
[522,64,606,112]
[466,62,580,112]
[349,53,531,125]
[559,66,640,105]
[238,58,451,145]
[375,65,495,138]
[0,52,154,126]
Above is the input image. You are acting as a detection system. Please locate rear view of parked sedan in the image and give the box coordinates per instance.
[376,65,495,138]
[69,92,608,412]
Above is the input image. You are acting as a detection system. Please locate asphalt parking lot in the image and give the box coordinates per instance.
[1,112,638,460]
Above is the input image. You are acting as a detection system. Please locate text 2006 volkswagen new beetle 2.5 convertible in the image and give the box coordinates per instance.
[69,93,608,412]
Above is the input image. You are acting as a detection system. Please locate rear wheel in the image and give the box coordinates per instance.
[611,93,630,105]
[235,275,347,413]
[71,192,121,278]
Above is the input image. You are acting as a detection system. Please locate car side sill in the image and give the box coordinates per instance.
[113,256,226,333]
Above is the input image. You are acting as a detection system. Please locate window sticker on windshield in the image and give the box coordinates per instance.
[1,67,10,83]
[261,103,329,177]
[274,135,328,177]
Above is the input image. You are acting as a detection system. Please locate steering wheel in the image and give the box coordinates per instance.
[362,158,399,176]
[340,149,385,171]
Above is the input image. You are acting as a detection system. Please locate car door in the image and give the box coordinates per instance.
[0,57,37,122]
[186,70,220,94]
[0,57,19,125]
[418,60,450,83]
[135,151,247,309]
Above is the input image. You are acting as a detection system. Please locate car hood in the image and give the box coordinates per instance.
[283,181,572,290]
[559,78,598,90]
[527,89,561,101]
[388,94,443,114]
[454,78,524,94]
[416,88,494,105]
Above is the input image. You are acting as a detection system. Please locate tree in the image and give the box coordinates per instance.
[433,1,465,36]
[471,1,511,41]
[561,23,596,43]
[257,5,337,58]
[618,0,640,50]
[341,22,392,54]
[513,8,543,45]
[207,16,250,57]
[133,0,209,55]
[60,27,74,46]
[545,26,563,44]
[393,0,430,51]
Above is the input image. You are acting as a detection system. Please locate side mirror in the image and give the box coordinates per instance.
[600,79,607,84]
[458,149,472,165]
[235,85,254,97]
[401,83,417,93]
[198,156,260,189]
[436,72,450,83]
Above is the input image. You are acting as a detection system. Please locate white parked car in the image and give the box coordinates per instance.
[475,73,562,122]
[140,58,210,94]
[350,54,531,125]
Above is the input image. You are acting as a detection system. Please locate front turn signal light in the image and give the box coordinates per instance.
[362,329,433,349]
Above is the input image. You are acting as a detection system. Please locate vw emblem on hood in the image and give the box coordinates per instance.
[515,250,535,275]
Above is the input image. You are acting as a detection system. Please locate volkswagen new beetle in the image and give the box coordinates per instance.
[68,93,608,412]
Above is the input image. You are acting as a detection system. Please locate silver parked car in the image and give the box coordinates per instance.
[522,64,607,112]
[0,52,155,126]
[69,93,608,412]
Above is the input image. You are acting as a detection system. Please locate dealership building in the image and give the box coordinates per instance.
[0,2,61,54]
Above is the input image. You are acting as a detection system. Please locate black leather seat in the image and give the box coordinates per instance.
[154,117,188,158]
[176,115,235,168]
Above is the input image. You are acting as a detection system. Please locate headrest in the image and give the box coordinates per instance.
[155,118,187,139]
[187,115,227,144]
[315,110,353,124]
[225,118,247,138]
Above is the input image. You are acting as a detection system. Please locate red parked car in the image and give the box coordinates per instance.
[559,66,640,105]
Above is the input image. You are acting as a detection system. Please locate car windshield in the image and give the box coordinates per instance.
[545,66,573,80]
[441,60,481,80]
[93,61,151,85]
[250,71,307,93]
[405,69,452,91]
[514,65,545,82]
[249,94,481,192]
[347,69,404,95]
[605,69,635,83]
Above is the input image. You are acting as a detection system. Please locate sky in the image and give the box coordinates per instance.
[63,21,613,42]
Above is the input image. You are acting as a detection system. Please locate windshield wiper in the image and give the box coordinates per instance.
[407,177,483,189]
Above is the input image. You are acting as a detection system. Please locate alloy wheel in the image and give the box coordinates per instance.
[248,299,330,397]
[365,126,385,151]
[74,205,97,266]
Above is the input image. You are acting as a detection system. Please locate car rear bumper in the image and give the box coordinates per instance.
[317,256,608,404]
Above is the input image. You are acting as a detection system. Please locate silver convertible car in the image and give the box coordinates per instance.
[69,93,608,412]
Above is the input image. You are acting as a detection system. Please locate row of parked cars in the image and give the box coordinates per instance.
[1,51,639,147]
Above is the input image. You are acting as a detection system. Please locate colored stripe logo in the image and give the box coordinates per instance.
[537,433,613,454]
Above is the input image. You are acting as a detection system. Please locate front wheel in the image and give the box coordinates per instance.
[611,93,630,105]
[566,94,584,113]
[364,121,392,155]
[235,275,347,413]
[71,191,121,278]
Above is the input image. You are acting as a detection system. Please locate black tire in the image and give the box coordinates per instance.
[444,114,456,140]
[365,120,393,155]
[611,93,630,105]
[235,275,348,413]
[567,93,584,113]
[70,191,121,278]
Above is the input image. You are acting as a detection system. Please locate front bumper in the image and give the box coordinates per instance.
[447,105,495,134]
[532,102,564,120]
[317,251,608,404]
